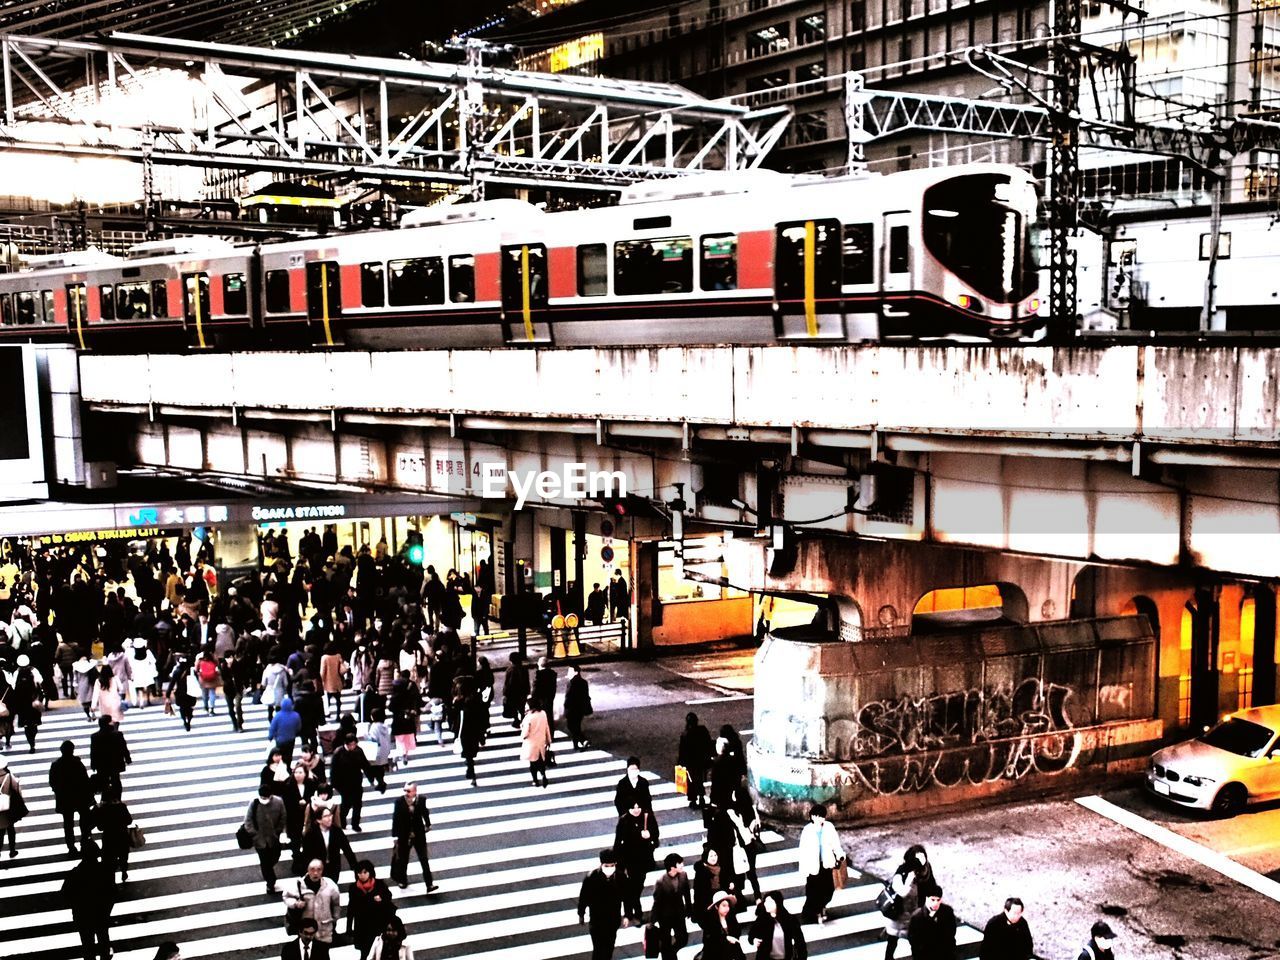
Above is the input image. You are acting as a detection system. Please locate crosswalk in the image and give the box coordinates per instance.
[0,698,984,960]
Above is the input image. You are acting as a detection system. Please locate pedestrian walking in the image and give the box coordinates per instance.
[563,664,592,749]
[127,638,158,709]
[195,648,220,715]
[269,697,304,764]
[367,915,413,960]
[94,784,134,883]
[62,839,116,960]
[679,712,713,810]
[533,656,557,721]
[613,756,653,816]
[585,583,606,625]
[166,656,200,731]
[262,657,290,723]
[73,656,97,721]
[502,652,530,728]
[694,844,739,914]
[650,852,692,960]
[980,897,1034,960]
[220,650,250,732]
[364,707,392,791]
[0,754,26,858]
[456,691,486,786]
[727,784,765,903]
[13,654,45,750]
[300,805,358,884]
[608,569,629,622]
[244,777,287,894]
[90,665,123,727]
[614,800,660,922]
[331,733,377,831]
[578,848,625,960]
[152,942,182,960]
[390,781,438,892]
[521,696,552,788]
[1078,920,1118,960]
[908,885,957,960]
[320,642,346,720]
[280,917,330,959]
[89,717,131,798]
[797,803,845,925]
[282,763,315,852]
[882,843,932,960]
[283,860,342,946]
[347,859,395,960]
[387,673,421,764]
[700,890,745,960]
[748,892,808,960]
[49,740,93,854]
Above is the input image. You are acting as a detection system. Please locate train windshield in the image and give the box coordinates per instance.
[922,173,1038,303]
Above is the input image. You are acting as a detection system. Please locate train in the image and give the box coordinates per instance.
[0,163,1042,352]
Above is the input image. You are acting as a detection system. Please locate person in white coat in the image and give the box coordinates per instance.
[283,858,342,945]
[127,639,158,709]
[261,658,290,724]
[367,915,414,960]
[798,803,845,925]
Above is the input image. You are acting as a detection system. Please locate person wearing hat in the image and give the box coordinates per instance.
[1078,920,1118,960]
[128,638,158,710]
[700,890,745,960]
[11,653,44,753]
[577,848,625,960]
[907,884,957,960]
[49,740,93,854]
[0,753,27,858]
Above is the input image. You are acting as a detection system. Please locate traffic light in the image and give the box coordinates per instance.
[600,495,628,518]
[405,531,424,566]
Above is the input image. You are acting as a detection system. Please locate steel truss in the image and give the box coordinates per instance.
[0,31,791,189]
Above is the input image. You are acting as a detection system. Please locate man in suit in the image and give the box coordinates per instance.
[329,733,377,832]
[89,717,131,798]
[299,806,358,884]
[279,917,330,960]
[390,781,439,893]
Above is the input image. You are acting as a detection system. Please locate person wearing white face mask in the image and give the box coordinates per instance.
[1078,920,1118,960]
[578,848,626,959]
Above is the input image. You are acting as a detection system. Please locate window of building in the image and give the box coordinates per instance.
[449,254,476,302]
[796,61,826,83]
[746,70,789,103]
[710,0,723,23]
[775,220,841,298]
[614,236,694,295]
[793,110,829,144]
[577,244,608,296]
[98,285,115,321]
[850,45,866,70]
[115,282,151,319]
[899,0,911,20]
[747,22,789,58]
[749,0,768,10]
[14,291,38,324]
[797,12,826,44]
[700,234,737,290]
[850,0,866,30]
[896,144,912,172]
[223,273,248,314]
[388,257,445,306]
[709,45,723,69]
[151,279,169,317]
[900,35,913,64]
[1179,607,1193,724]
[265,269,291,313]
[843,222,874,284]
[1199,232,1231,260]
[668,9,681,35]
[361,261,385,307]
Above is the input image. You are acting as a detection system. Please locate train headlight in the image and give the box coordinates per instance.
[956,294,984,313]
[1028,298,1041,313]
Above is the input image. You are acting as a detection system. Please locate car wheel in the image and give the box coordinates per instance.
[1211,783,1247,817]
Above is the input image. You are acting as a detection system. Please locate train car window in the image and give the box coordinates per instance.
[264,269,291,313]
[500,244,548,310]
[151,279,169,317]
[577,244,608,297]
[360,262,385,308]
[842,223,874,284]
[14,291,37,324]
[775,220,840,297]
[614,236,693,296]
[41,290,55,323]
[99,285,116,321]
[223,273,248,314]
[699,234,737,291]
[116,282,151,320]
[888,225,910,273]
[449,255,476,303]
[0,294,12,325]
[388,257,445,306]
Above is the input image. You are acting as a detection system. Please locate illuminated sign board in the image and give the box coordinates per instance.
[251,504,348,522]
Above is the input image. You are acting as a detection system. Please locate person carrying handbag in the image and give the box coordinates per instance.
[727,785,764,903]
[243,776,287,894]
[797,803,845,925]
[0,754,27,858]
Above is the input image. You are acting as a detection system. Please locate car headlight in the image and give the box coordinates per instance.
[1181,775,1215,787]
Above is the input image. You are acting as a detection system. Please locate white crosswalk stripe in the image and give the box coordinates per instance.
[0,699,984,960]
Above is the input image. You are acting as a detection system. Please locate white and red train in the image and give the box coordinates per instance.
[0,163,1042,351]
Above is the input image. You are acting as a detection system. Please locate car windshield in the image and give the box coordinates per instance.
[1198,717,1275,757]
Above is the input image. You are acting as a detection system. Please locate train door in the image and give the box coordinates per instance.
[66,283,87,349]
[773,219,844,339]
[500,243,552,343]
[182,272,211,349]
[306,261,342,347]
[881,212,912,297]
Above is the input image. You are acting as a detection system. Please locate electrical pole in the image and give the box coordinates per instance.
[1048,0,1081,341]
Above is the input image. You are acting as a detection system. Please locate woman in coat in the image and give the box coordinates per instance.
[694,844,739,914]
[0,754,27,857]
[368,914,414,960]
[387,673,421,762]
[882,843,932,960]
[165,656,199,731]
[319,641,346,720]
[700,891,745,960]
[365,707,392,790]
[520,696,552,788]
[563,664,592,749]
[456,691,487,786]
[347,859,395,960]
[474,657,494,741]
[260,657,290,723]
[281,762,315,852]
[613,800,660,923]
[72,656,98,721]
[11,656,44,752]
[127,638,158,709]
[94,784,134,882]
[748,892,807,960]
[501,653,530,729]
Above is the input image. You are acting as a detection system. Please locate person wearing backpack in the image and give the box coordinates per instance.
[195,649,220,716]
[1078,920,1118,960]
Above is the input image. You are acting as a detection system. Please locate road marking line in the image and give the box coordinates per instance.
[1076,795,1280,903]
[685,693,755,704]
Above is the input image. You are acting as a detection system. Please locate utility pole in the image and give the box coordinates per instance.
[1047,0,1081,341]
